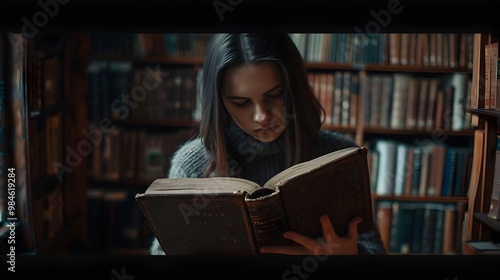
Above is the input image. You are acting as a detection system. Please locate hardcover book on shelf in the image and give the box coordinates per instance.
[135,146,373,255]
[465,240,500,255]
[487,135,500,220]
[7,34,35,252]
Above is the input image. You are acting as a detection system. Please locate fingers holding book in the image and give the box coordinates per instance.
[259,215,362,255]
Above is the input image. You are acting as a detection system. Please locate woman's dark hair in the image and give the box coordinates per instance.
[198,33,324,177]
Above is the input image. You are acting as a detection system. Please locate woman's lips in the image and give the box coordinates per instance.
[255,125,278,134]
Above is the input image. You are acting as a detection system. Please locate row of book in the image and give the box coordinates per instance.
[32,183,64,250]
[26,49,61,113]
[310,71,358,128]
[290,33,474,68]
[88,126,194,181]
[375,201,466,255]
[310,71,471,132]
[482,41,500,110]
[89,33,212,58]
[370,139,472,197]
[87,61,199,125]
[86,187,149,250]
[89,33,475,69]
[488,136,500,220]
[2,33,50,253]
[27,112,63,184]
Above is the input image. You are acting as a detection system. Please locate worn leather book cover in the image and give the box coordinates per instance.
[135,146,373,255]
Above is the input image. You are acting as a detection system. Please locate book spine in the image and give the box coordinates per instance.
[488,136,500,220]
[244,187,290,249]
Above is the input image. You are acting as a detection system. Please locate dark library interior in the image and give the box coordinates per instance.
[1,0,500,278]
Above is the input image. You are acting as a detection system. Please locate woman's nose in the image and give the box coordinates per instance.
[253,103,270,125]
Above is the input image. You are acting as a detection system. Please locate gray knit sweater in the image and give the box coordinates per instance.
[150,121,386,255]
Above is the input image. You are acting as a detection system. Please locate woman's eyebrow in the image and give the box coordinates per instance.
[225,96,249,100]
[225,84,283,99]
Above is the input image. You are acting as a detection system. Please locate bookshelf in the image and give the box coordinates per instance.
[298,33,474,255]
[75,33,475,255]
[0,33,89,254]
[0,32,477,255]
[81,33,209,253]
[464,33,500,255]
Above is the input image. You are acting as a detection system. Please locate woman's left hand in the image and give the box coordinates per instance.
[259,215,362,255]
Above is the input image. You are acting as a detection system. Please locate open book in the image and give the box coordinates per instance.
[135,146,373,255]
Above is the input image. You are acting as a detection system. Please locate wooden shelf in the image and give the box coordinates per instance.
[29,101,69,118]
[305,62,472,73]
[474,212,500,234]
[363,128,473,137]
[372,195,469,203]
[467,108,500,118]
[305,62,359,71]
[88,55,204,66]
[320,125,356,133]
[111,119,198,128]
[464,33,500,251]
[319,127,473,137]
[88,177,154,189]
[365,65,471,74]
[33,215,83,255]
[30,175,60,199]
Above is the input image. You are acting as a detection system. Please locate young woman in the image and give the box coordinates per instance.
[150,33,386,255]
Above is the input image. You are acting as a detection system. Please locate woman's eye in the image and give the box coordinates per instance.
[233,100,250,107]
[267,90,284,98]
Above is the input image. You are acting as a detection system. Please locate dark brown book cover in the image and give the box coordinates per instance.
[135,146,374,255]
[488,144,500,220]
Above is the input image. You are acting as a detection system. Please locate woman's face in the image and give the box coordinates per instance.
[222,61,286,143]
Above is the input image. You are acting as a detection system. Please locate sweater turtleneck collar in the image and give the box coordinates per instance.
[225,119,286,158]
